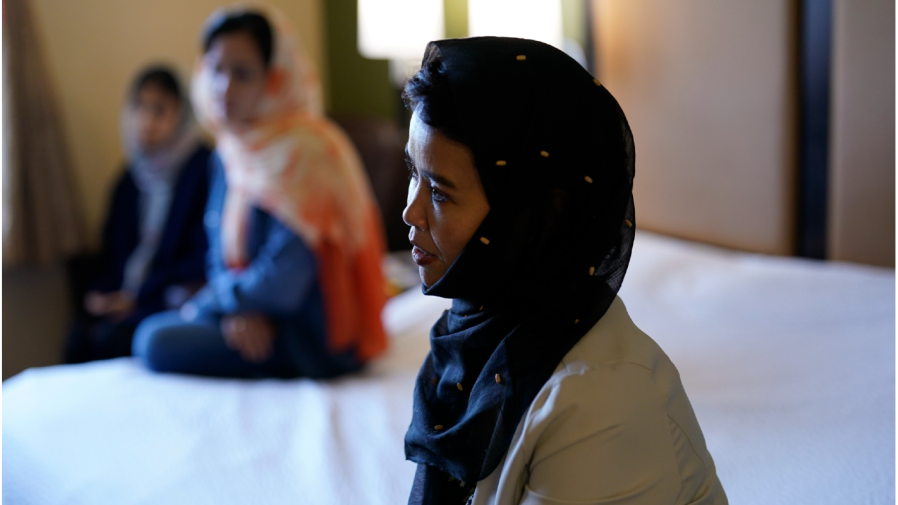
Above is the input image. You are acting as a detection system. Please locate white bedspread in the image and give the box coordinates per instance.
[3,232,894,505]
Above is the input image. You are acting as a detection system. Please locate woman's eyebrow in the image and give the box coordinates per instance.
[405,147,457,190]
[421,170,457,190]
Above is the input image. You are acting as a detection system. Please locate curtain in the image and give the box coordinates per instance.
[3,0,85,266]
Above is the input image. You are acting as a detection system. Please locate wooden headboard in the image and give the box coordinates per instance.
[591,0,894,267]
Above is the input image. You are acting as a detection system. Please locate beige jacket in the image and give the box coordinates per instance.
[470,296,727,505]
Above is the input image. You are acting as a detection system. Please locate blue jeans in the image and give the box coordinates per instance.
[132,311,300,378]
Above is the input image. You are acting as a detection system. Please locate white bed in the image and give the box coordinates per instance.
[3,231,894,505]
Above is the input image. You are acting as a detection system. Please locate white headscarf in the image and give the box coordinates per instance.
[120,69,202,295]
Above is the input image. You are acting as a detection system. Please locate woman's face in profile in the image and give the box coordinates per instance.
[133,85,179,151]
[404,112,490,288]
[205,31,268,127]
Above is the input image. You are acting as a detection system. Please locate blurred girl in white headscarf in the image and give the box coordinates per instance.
[66,65,211,363]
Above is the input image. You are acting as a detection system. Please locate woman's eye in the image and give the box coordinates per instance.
[429,185,448,203]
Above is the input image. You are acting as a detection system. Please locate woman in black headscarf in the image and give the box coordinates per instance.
[402,38,727,505]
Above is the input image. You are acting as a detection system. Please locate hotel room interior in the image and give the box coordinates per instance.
[2,0,894,503]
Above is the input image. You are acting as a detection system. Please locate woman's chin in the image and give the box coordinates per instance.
[419,265,445,289]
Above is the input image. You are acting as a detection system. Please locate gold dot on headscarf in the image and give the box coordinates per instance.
[434,425,444,431]
[457,383,464,391]
[589,266,595,276]
[584,176,593,183]
[593,78,602,87]
[479,305,484,311]
[625,219,633,228]
[496,160,507,166]
[430,377,438,384]
[495,374,503,384]
[516,55,527,61]
[480,237,490,245]
[540,150,549,157]
[574,319,580,324]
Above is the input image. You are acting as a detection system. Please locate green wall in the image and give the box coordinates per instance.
[322,0,394,120]
[562,0,588,50]
[444,0,469,39]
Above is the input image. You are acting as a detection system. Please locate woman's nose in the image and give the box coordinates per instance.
[402,179,427,231]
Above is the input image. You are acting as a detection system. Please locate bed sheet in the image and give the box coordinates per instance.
[2,284,449,505]
[617,233,895,505]
[3,231,894,504]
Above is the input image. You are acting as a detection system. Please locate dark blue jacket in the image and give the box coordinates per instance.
[92,145,212,321]
[189,153,358,377]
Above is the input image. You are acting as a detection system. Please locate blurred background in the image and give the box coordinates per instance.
[3,0,894,379]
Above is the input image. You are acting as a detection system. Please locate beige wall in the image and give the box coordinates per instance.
[593,1,798,255]
[2,0,324,380]
[828,0,895,267]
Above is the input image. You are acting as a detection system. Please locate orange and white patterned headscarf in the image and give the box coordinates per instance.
[192,3,387,361]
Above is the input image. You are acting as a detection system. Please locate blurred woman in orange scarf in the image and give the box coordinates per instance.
[133,5,388,378]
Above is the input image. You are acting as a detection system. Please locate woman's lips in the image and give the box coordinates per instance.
[412,246,437,266]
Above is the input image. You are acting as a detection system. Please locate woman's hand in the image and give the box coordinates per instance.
[221,313,276,363]
[84,291,109,316]
[84,291,135,321]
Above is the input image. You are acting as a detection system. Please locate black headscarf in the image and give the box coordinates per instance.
[403,37,635,505]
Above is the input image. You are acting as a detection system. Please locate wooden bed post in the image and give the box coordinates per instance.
[797,0,832,259]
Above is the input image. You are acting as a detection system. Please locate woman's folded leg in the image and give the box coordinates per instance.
[132,310,294,378]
